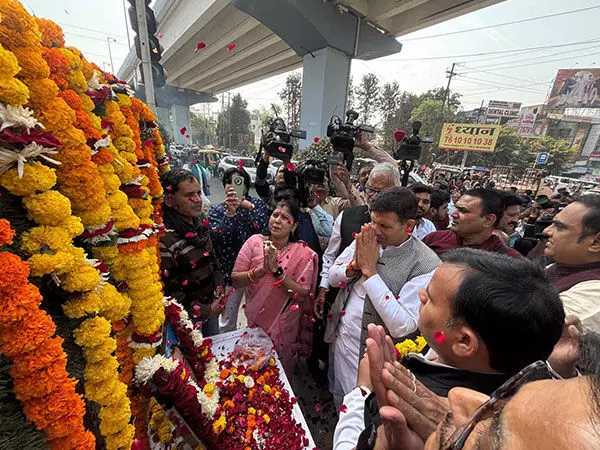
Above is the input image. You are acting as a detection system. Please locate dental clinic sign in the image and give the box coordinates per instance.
[486,100,522,119]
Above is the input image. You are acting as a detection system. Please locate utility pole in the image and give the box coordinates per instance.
[106,37,117,74]
[135,0,155,109]
[227,92,231,151]
[462,98,485,168]
[443,63,457,164]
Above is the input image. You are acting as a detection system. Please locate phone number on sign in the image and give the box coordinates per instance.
[444,136,494,146]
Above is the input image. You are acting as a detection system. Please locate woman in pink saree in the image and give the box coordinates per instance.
[231,201,318,374]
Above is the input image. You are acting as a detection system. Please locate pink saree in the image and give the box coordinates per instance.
[233,234,318,374]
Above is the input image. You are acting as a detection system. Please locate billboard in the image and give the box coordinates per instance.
[582,124,600,157]
[546,69,600,108]
[438,123,502,152]
[486,100,521,118]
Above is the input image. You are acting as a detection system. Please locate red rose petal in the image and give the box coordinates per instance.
[203,251,210,257]
[313,137,320,143]
[384,295,390,300]
[258,308,265,315]
[310,316,316,323]
[162,269,169,277]
[338,404,348,413]
[360,387,368,397]
[182,280,188,286]
[179,127,187,135]
[314,402,322,412]
[158,33,163,38]
[339,311,346,317]
[434,331,446,343]
[185,232,195,238]
[237,160,244,168]
[338,281,347,289]
[185,134,190,139]
[291,397,297,404]
[290,304,299,311]
[194,42,206,53]
[352,232,357,238]
[202,219,209,226]
[226,43,236,51]
[327,313,333,319]
[286,163,294,171]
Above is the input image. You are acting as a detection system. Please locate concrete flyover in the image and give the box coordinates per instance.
[118,0,503,143]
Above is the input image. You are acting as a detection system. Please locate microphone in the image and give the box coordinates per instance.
[393,129,406,143]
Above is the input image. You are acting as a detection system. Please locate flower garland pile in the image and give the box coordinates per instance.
[0,219,95,449]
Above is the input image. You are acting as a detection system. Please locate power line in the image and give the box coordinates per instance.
[455,75,548,94]
[381,37,600,62]
[478,51,600,72]
[58,21,127,39]
[401,4,600,41]
[467,43,600,70]
[457,65,545,84]
[63,31,128,45]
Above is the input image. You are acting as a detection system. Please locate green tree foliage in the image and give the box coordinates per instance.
[217,93,252,150]
[410,99,457,163]
[525,136,576,175]
[355,73,380,124]
[190,112,216,147]
[378,81,402,152]
[418,87,462,110]
[279,74,302,129]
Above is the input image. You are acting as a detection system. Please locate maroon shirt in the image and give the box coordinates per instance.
[422,229,521,258]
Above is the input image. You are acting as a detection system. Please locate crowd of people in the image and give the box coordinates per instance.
[160,135,600,449]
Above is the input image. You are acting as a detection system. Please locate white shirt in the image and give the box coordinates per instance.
[414,218,437,239]
[329,239,435,400]
[319,211,345,289]
[333,386,372,450]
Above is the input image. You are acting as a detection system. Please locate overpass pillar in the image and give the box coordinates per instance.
[300,47,350,143]
[171,104,191,145]
[155,106,172,140]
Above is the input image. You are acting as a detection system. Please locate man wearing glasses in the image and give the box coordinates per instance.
[333,249,566,449]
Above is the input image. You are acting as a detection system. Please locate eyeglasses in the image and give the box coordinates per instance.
[441,360,563,450]
[364,186,381,196]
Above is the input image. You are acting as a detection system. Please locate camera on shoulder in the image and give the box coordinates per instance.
[260,117,306,161]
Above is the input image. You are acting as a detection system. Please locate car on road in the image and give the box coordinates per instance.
[267,159,284,181]
[217,156,257,183]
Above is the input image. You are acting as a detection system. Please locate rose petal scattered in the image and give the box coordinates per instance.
[158,33,163,38]
[339,311,346,317]
[226,43,236,51]
[314,402,322,412]
[286,162,294,171]
[290,304,299,311]
[180,126,187,135]
[360,387,368,397]
[338,404,348,413]
[434,331,446,343]
[258,308,265,315]
[338,281,347,289]
[384,295,390,300]
[185,231,196,238]
[202,219,209,226]
[162,269,169,277]
[182,280,189,286]
[203,251,210,257]
[313,137,320,143]
[237,160,244,168]
[194,42,206,53]
[185,134,190,139]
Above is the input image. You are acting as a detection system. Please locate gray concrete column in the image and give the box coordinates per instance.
[171,104,191,145]
[155,106,172,141]
[300,47,351,143]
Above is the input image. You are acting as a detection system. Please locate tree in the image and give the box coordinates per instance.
[355,73,380,124]
[410,99,457,163]
[419,87,462,110]
[378,81,402,151]
[525,136,575,175]
[279,73,302,129]
[346,76,356,110]
[216,93,251,150]
[466,127,529,170]
[190,112,216,147]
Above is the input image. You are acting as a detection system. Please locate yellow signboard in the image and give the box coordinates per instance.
[438,123,502,152]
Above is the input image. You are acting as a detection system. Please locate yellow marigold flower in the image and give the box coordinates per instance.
[269,358,275,366]
[132,347,156,364]
[0,76,29,106]
[74,317,111,347]
[36,18,65,48]
[203,384,215,395]
[275,391,281,399]
[60,263,101,292]
[24,77,57,110]
[23,190,72,226]
[0,162,57,197]
[78,204,112,228]
[212,414,227,435]
[84,357,120,385]
[36,97,75,133]
[20,225,72,254]
[10,45,50,79]
[248,407,256,415]
[116,93,132,106]
[263,385,272,394]
[91,245,119,262]
[105,423,134,450]
[415,336,428,353]
[0,43,20,77]
[27,248,79,277]
[82,338,117,364]
[263,414,271,424]
[61,215,84,239]
[98,401,132,436]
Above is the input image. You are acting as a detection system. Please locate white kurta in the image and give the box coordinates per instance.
[328,239,435,404]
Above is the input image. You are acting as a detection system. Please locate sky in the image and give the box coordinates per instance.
[23,0,600,112]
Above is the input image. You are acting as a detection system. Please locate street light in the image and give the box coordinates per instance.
[106,36,117,74]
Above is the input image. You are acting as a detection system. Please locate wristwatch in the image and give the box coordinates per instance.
[272,266,284,278]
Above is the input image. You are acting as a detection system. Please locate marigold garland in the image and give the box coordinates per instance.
[395,335,428,360]
[0,222,94,449]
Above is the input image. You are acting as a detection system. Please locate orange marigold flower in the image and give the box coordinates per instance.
[0,251,29,294]
[36,18,65,48]
[0,283,43,325]
[0,311,56,357]
[9,335,66,377]
[0,219,16,245]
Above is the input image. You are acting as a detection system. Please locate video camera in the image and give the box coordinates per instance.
[259,117,306,161]
[393,121,433,161]
[326,110,374,170]
[296,160,327,208]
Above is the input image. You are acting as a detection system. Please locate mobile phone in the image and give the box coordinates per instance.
[231,173,245,200]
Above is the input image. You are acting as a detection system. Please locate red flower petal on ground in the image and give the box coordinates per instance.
[338,404,348,413]
[227,43,236,51]
[180,127,187,135]
[385,295,390,300]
